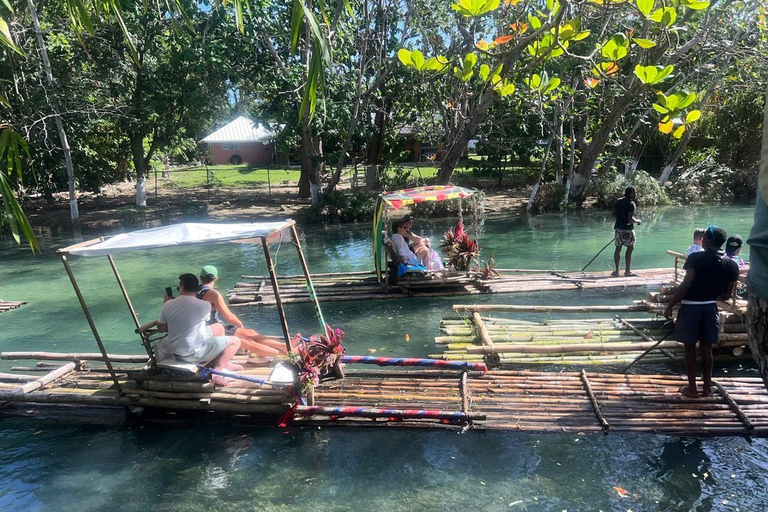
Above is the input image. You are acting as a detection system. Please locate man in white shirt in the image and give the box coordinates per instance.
[685,227,706,256]
[157,273,240,386]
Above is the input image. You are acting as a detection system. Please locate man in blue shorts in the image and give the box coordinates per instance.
[611,186,642,277]
[664,226,739,397]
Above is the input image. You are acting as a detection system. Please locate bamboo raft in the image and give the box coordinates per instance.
[0,299,27,313]
[227,268,674,306]
[0,353,766,436]
[432,295,750,365]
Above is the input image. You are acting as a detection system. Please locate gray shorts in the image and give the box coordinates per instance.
[176,327,228,364]
[614,228,636,247]
[675,303,720,345]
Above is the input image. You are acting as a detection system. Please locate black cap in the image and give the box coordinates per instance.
[402,214,414,222]
[726,235,743,254]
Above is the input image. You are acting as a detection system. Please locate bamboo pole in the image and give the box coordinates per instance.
[1,352,148,362]
[13,363,76,394]
[453,304,648,313]
[261,236,291,348]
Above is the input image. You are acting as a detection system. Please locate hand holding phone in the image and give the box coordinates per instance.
[164,287,174,302]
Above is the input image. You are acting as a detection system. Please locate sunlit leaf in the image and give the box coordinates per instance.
[544,77,561,92]
[636,0,654,16]
[658,119,674,134]
[584,76,600,88]
[649,7,677,27]
[677,91,697,108]
[0,16,23,55]
[476,40,490,51]
[492,34,515,46]
[682,0,710,10]
[510,22,529,34]
[686,109,702,123]
[528,14,542,29]
[479,64,490,80]
[632,38,656,49]
[673,125,686,138]
[451,0,501,17]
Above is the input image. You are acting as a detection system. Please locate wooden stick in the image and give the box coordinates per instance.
[1,352,148,362]
[13,363,76,394]
[712,380,755,432]
[453,304,648,313]
[472,313,494,347]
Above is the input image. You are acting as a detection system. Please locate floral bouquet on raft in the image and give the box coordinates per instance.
[288,325,346,396]
[441,220,480,272]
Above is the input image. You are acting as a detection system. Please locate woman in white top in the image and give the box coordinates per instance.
[391,220,420,265]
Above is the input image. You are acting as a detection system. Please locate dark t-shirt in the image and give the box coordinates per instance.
[613,197,636,230]
[683,249,739,301]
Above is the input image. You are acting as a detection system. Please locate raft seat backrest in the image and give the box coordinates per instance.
[382,231,400,263]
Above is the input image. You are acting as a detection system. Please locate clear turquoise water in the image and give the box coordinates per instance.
[1,205,765,511]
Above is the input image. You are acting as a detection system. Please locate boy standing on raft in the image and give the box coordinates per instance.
[664,226,739,398]
[611,187,641,277]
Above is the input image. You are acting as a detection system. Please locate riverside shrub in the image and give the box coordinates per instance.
[590,169,669,208]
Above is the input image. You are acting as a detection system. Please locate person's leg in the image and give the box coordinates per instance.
[235,327,289,356]
[613,245,622,276]
[624,246,634,274]
[700,342,713,396]
[682,343,699,397]
[212,336,241,386]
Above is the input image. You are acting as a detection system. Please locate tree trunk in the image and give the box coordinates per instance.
[130,136,149,207]
[527,138,553,213]
[570,91,637,203]
[27,0,79,224]
[299,119,322,202]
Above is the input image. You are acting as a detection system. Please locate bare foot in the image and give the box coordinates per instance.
[701,388,713,397]
[624,271,638,277]
[227,362,244,371]
[611,271,620,277]
[211,374,230,387]
[679,385,699,398]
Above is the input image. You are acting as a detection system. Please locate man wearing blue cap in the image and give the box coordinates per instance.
[664,226,739,397]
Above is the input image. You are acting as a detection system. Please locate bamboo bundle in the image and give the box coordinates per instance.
[1,352,149,363]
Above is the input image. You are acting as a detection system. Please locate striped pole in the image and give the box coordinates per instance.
[295,405,485,422]
[341,355,487,372]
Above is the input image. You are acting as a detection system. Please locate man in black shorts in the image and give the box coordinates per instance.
[664,226,739,397]
[612,186,641,277]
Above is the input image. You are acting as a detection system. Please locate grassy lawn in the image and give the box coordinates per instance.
[159,165,302,189]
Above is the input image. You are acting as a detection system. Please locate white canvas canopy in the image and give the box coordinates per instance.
[63,220,294,257]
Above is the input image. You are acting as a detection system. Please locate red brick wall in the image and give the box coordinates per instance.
[209,142,273,165]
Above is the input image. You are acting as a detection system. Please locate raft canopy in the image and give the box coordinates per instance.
[373,185,480,282]
[60,220,295,257]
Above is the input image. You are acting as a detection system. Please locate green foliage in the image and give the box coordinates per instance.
[668,157,757,204]
[378,165,421,191]
[297,190,377,224]
[528,182,565,214]
[114,206,148,227]
[589,169,670,208]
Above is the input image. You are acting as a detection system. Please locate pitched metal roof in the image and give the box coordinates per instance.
[200,116,276,143]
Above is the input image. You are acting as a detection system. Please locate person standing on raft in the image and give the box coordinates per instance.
[664,226,739,398]
[611,186,641,277]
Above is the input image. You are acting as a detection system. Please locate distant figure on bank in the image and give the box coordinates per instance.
[664,226,739,398]
[725,235,747,269]
[611,186,641,277]
[685,227,707,256]
[196,265,291,359]
[157,273,240,387]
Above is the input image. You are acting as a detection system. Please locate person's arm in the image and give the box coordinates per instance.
[156,322,168,333]
[664,269,695,320]
[611,202,617,217]
[630,202,641,225]
[209,290,243,328]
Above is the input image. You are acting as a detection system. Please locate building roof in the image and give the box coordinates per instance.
[200,116,276,143]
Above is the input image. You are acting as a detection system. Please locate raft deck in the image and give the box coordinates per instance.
[0,354,766,436]
[0,300,26,313]
[228,268,674,306]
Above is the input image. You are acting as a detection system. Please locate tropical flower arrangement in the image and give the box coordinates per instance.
[288,325,346,396]
[441,220,480,271]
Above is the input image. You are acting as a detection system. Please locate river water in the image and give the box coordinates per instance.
[0,205,765,511]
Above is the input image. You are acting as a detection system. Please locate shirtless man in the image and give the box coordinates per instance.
[196,265,291,359]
